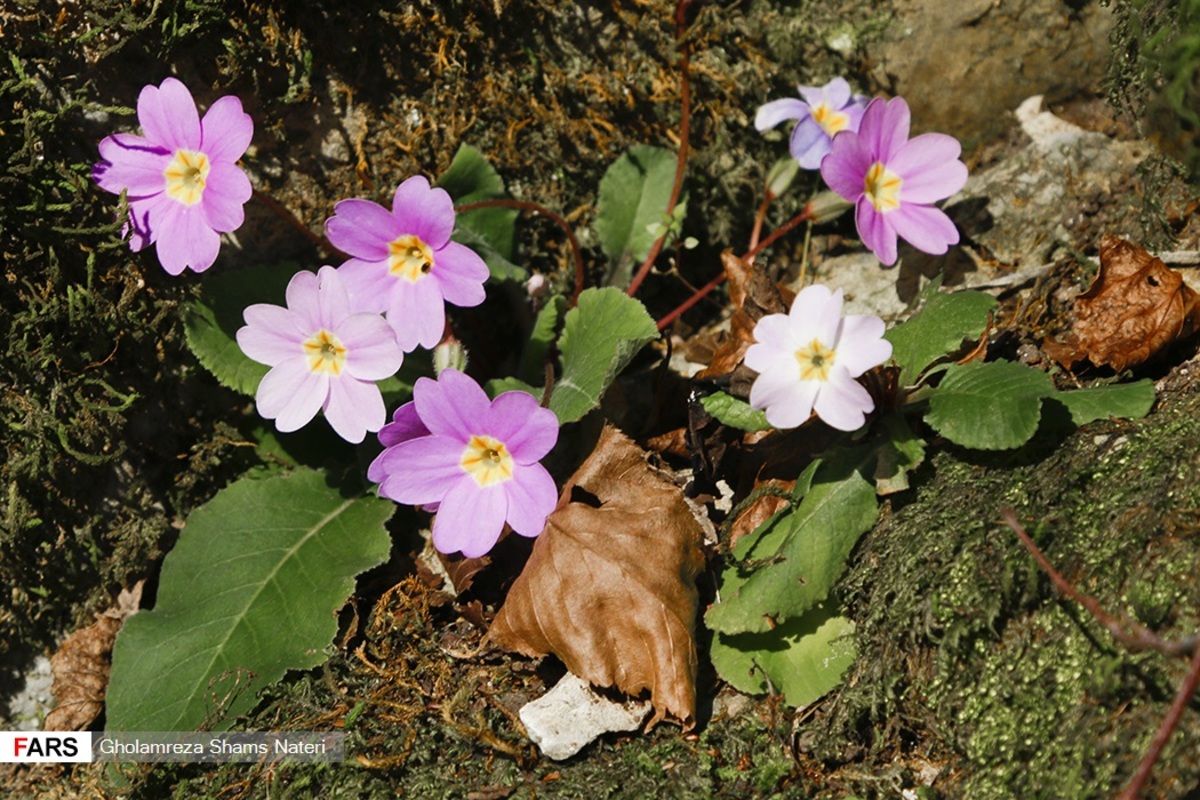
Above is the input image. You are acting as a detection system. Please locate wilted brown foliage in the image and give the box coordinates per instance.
[486,425,706,728]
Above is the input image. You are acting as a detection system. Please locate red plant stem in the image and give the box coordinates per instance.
[999,509,1193,656]
[626,0,694,299]
[747,190,775,265]
[251,188,337,255]
[1117,644,1200,800]
[455,199,585,307]
[744,203,814,263]
[656,269,725,330]
[654,202,816,330]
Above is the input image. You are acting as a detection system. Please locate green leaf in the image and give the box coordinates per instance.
[1047,379,1156,426]
[925,361,1054,450]
[519,295,567,386]
[549,287,658,424]
[595,145,679,286]
[710,604,855,706]
[700,391,771,432]
[706,446,880,634]
[106,469,394,731]
[436,143,524,282]
[874,412,926,495]
[885,283,997,385]
[485,376,542,401]
[184,262,298,396]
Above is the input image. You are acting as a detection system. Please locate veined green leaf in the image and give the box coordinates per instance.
[437,143,524,281]
[1047,379,1155,426]
[710,604,855,707]
[706,446,880,634]
[700,391,771,432]
[925,361,1054,450]
[885,282,996,386]
[596,145,679,286]
[549,287,657,424]
[106,468,394,731]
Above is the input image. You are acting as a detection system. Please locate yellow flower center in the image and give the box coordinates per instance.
[302,329,347,376]
[811,102,851,138]
[163,149,211,206]
[460,435,514,487]
[388,235,435,282]
[864,162,903,213]
[795,338,836,382]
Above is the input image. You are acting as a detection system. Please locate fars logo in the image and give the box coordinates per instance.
[0,732,92,763]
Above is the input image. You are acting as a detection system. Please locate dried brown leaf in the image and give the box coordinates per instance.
[44,582,142,731]
[485,425,706,729]
[1046,235,1200,370]
[696,249,789,382]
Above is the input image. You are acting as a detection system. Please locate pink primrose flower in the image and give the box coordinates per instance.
[745,284,892,432]
[820,96,968,266]
[93,77,253,275]
[368,369,559,558]
[325,176,490,352]
[236,266,404,444]
[756,77,868,170]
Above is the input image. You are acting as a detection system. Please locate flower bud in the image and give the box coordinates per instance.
[432,338,469,375]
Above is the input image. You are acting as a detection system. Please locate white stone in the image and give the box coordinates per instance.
[519,672,650,760]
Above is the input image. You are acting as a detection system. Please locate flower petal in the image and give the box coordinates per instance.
[485,391,559,462]
[788,283,842,344]
[284,269,322,330]
[412,369,490,441]
[790,118,832,170]
[755,97,808,131]
[391,176,455,249]
[153,202,220,274]
[339,313,404,381]
[892,133,967,203]
[325,199,400,260]
[138,78,201,151]
[821,77,853,109]
[257,359,327,432]
[855,197,898,266]
[316,265,352,329]
[820,130,873,201]
[748,313,795,352]
[812,369,874,431]
[335,258,392,315]
[432,241,489,307]
[432,479,508,558]
[375,401,430,449]
[836,314,893,377]
[376,435,469,505]
[323,374,385,443]
[861,96,910,162]
[199,95,253,164]
[886,203,960,256]
[95,134,170,196]
[386,273,445,351]
[502,463,558,538]
[237,305,304,365]
[200,162,252,232]
[750,365,820,430]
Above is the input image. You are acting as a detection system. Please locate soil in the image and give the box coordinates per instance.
[2,0,1199,798]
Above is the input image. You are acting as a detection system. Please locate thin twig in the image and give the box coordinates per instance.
[626,0,694,298]
[1000,508,1200,800]
[999,508,1195,656]
[1117,644,1200,800]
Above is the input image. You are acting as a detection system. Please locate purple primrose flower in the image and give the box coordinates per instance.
[368,369,559,558]
[756,77,867,170]
[745,284,892,432]
[820,96,968,266]
[236,266,404,444]
[325,176,490,352]
[93,77,253,275]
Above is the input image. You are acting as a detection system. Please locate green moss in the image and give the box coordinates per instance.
[817,378,1200,798]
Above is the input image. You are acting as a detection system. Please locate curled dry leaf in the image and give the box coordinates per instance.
[1045,235,1200,370]
[44,582,143,731]
[485,425,706,729]
[695,249,789,384]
